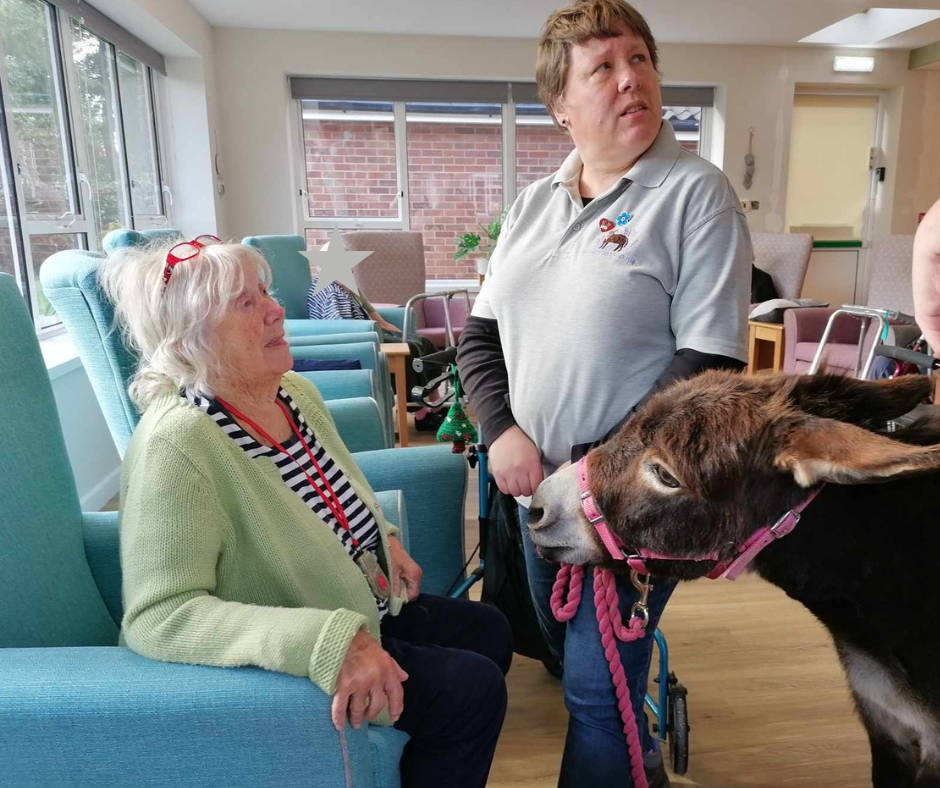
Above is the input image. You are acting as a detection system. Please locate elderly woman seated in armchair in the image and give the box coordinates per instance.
[100,236,512,788]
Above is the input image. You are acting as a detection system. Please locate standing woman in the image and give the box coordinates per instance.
[457,1,752,785]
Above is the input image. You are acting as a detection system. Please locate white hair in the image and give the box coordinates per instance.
[98,240,274,410]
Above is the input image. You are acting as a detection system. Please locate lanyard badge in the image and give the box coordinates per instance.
[355,551,391,601]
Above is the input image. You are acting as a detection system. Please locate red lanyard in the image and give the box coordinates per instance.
[215,396,355,544]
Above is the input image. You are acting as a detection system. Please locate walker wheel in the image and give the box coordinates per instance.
[667,681,690,775]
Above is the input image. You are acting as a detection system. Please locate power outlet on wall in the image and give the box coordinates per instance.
[741,200,751,212]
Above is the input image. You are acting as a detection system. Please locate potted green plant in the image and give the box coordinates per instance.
[453,212,505,279]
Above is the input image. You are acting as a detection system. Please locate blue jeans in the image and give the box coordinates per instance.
[518,506,676,787]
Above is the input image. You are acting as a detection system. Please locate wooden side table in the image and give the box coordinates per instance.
[747,321,786,375]
[380,343,411,447]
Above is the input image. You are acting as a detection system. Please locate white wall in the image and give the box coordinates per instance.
[211,29,940,244]
[94,0,228,237]
[49,363,121,511]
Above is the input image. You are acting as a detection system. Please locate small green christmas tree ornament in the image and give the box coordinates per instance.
[436,365,478,453]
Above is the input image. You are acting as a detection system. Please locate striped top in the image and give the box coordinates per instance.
[184,387,388,619]
[307,279,372,321]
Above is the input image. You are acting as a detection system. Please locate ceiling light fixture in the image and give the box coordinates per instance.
[833,55,876,72]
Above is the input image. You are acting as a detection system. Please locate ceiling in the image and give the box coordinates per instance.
[187,0,940,49]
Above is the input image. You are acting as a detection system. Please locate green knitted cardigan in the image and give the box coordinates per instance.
[119,372,404,721]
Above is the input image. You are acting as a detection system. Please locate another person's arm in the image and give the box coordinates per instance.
[342,285,402,335]
[457,317,544,497]
[913,199,940,351]
[457,198,543,497]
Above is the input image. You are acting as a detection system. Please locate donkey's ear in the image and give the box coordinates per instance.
[785,374,931,431]
[774,415,940,487]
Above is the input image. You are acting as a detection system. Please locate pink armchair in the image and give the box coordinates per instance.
[342,230,472,348]
[751,232,813,301]
[782,235,917,375]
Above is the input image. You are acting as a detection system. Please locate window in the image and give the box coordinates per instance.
[0,89,24,285]
[116,51,163,223]
[293,79,715,281]
[663,106,703,155]
[515,103,573,195]
[405,102,502,280]
[0,0,168,334]
[301,100,400,222]
[70,19,129,239]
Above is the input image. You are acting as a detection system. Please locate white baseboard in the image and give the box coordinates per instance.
[81,465,121,512]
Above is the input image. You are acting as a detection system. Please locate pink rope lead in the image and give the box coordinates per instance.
[551,563,650,788]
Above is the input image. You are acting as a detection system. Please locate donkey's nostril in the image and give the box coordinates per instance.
[527,507,545,528]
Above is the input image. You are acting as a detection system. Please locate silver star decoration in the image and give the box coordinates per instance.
[300,228,374,296]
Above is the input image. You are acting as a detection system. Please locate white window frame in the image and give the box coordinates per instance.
[291,84,720,287]
[0,0,170,336]
[291,99,407,236]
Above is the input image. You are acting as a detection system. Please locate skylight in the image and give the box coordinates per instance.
[800,8,940,45]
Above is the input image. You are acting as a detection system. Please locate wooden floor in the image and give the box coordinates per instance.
[406,420,872,788]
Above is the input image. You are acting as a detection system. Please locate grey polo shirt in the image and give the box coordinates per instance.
[472,121,751,472]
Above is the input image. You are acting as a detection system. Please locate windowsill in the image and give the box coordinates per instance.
[40,331,84,380]
[424,279,481,294]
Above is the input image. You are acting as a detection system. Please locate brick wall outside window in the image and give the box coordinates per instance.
[302,111,698,281]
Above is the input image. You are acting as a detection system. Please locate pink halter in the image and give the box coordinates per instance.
[576,456,823,581]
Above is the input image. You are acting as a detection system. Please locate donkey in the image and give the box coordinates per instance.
[601,232,629,252]
[529,372,940,787]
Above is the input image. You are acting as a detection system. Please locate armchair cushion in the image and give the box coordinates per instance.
[324,397,389,452]
[299,370,376,402]
[82,511,122,626]
[0,647,407,788]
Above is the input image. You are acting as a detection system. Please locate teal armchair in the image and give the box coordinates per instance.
[36,256,465,589]
[40,248,392,451]
[0,270,467,784]
[1,274,418,786]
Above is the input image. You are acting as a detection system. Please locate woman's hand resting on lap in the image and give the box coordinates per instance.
[331,630,409,730]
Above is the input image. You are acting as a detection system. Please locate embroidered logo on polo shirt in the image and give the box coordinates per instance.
[597,213,634,254]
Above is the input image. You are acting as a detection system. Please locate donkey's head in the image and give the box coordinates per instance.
[529,372,940,579]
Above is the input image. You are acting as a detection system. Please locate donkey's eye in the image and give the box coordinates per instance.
[651,463,681,489]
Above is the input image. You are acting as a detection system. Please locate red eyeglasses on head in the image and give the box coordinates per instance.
[162,234,222,288]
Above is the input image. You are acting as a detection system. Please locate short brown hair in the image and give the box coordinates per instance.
[536,0,658,128]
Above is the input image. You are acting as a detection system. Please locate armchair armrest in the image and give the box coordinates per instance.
[288,332,381,348]
[285,318,377,337]
[82,511,122,625]
[291,344,392,445]
[353,446,468,596]
[376,307,425,342]
[0,647,407,788]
